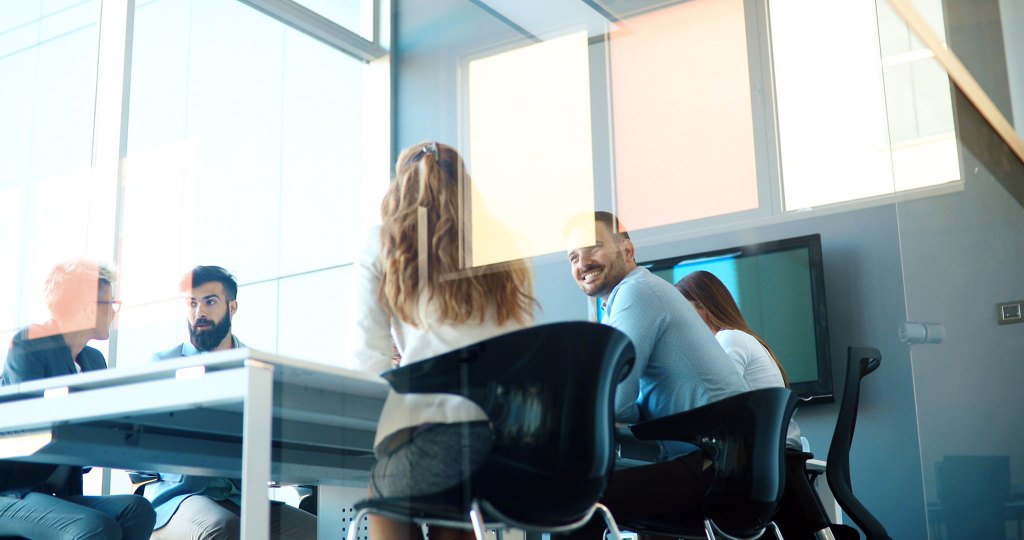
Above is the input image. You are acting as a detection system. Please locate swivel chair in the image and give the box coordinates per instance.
[619,387,798,540]
[777,449,859,540]
[346,321,636,540]
[825,347,891,540]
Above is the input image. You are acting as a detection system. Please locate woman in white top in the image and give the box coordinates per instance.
[349,141,536,539]
[676,270,802,448]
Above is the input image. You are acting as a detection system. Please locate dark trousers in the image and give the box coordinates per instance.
[559,451,714,539]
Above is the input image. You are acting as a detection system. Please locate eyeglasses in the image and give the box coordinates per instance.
[98,300,122,313]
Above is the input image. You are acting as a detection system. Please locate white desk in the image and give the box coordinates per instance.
[0,349,387,540]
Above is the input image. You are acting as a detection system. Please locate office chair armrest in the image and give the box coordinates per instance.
[628,400,722,443]
[629,388,793,445]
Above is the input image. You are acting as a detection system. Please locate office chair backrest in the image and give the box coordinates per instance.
[826,346,891,540]
[382,321,635,526]
[630,387,797,536]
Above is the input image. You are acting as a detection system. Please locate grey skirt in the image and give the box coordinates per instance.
[370,421,492,498]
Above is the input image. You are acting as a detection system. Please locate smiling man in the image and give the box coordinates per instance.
[142,266,315,540]
[561,212,749,539]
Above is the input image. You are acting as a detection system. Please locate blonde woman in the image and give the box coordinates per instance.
[349,142,536,539]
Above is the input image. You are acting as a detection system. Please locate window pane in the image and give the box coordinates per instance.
[771,0,959,210]
[771,1,895,210]
[120,0,372,366]
[277,267,350,363]
[0,0,101,335]
[610,0,758,230]
[467,31,595,265]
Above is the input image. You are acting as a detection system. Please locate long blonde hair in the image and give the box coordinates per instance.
[378,142,535,327]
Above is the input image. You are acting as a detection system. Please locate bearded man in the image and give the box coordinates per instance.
[560,212,749,539]
[140,266,316,540]
[155,265,241,358]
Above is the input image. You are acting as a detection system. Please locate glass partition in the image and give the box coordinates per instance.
[394,0,1023,537]
[392,1,920,535]
[880,0,1024,538]
[118,0,375,367]
[0,0,105,350]
[2,0,1020,536]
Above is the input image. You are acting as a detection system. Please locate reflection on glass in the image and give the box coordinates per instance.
[0,0,102,344]
[118,0,369,366]
[875,0,959,191]
[771,0,959,210]
[610,0,758,230]
[1002,2,1024,138]
[467,31,595,266]
[883,1,1024,538]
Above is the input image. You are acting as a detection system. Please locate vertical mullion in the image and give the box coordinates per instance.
[91,0,135,369]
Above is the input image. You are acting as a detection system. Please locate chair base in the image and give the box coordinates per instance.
[621,518,785,540]
[347,498,623,540]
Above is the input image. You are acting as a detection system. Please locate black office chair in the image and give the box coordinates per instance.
[777,449,859,540]
[825,347,892,540]
[619,387,798,540]
[346,322,636,540]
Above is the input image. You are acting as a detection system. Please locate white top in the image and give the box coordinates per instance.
[346,226,529,450]
[715,329,785,390]
[715,329,802,448]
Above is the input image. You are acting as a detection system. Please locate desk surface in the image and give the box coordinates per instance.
[0,349,388,487]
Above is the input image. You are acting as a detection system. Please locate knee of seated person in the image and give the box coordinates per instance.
[122,495,157,532]
[121,494,156,519]
[71,514,123,540]
[197,513,240,540]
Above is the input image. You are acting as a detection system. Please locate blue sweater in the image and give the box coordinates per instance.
[603,267,749,458]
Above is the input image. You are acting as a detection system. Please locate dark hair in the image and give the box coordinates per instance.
[563,211,632,243]
[676,270,789,387]
[180,266,238,301]
[594,211,630,241]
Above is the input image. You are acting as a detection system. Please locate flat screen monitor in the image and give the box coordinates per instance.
[640,234,833,403]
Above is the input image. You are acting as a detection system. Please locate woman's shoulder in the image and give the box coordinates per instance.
[716,328,756,346]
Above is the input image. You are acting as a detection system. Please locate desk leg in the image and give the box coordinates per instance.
[241,361,274,540]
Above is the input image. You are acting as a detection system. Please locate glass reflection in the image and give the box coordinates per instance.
[880,0,1024,539]
[467,31,596,266]
[610,0,759,229]
[119,0,369,367]
[0,0,102,351]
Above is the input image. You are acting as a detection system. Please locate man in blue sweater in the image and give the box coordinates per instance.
[562,212,749,539]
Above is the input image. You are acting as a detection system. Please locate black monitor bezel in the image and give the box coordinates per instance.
[640,233,833,403]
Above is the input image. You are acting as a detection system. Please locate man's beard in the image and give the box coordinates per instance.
[189,313,232,352]
[579,251,631,299]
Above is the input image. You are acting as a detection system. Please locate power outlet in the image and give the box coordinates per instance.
[997,300,1023,325]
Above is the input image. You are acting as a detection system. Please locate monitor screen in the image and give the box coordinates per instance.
[640,234,833,402]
